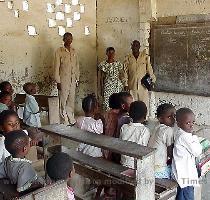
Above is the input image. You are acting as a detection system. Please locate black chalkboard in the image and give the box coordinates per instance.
[151,23,210,96]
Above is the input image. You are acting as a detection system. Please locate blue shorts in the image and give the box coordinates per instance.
[176,186,194,200]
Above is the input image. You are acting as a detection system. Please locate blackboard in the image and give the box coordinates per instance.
[151,23,210,96]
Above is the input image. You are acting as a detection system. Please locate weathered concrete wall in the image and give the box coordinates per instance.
[156,0,210,17]
[0,0,97,113]
[97,0,140,62]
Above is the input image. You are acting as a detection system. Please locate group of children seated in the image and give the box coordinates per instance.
[0,80,204,200]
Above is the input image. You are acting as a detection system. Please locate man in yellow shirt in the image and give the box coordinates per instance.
[124,40,156,108]
[54,32,80,125]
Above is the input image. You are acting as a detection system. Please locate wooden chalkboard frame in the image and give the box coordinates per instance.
[150,22,210,97]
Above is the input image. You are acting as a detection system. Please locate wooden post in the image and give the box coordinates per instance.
[135,153,155,200]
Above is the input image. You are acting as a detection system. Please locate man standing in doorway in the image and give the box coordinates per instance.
[54,32,80,125]
[123,40,156,108]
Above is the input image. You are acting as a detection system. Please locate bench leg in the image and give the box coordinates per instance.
[135,153,155,200]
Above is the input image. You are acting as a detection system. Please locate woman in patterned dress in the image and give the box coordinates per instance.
[98,47,125,111]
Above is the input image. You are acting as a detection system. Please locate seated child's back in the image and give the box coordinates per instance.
[0,92,12,113]
[120,101,150,169]
[149,103,175,179]
[76,94,103,158]
[46,152,75,200]
[2,130,44,192]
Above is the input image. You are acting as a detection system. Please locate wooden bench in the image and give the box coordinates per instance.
[40,124,177,200]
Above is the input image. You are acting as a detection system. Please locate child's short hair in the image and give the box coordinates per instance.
[0,110,18,126]
[46,152,73,181]
[118,92,132,105]
[106,47,115,53]
[0,81,11,92]
[156,103,174,118]
[23,82,34,94]
[4,130,29,156]
[82,94,97,113]
[0,91,11,100]
[63,32,72,41]
[176,108,194,122]
[129,101,147,121]
[109,93,120,109]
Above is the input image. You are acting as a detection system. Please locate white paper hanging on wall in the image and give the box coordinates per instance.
[80,4,85,13]
[55,0,62,6]
[14,10,19,18]
[58,26,66,36]
[47,3,55,13]
[84,26,90,35]
[72,0,79,6]
[0,0,5,2]
[56,12,65,20]
[64,4,71,13]
[48,19,56,28]
[27,25,38,36]
[73,12,80,21]
[22,0,29,11]
[8,1,13,9]
[66,18,73,27]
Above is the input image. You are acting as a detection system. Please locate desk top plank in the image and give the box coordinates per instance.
[40,124,155,159]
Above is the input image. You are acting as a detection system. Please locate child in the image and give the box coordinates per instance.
[76,94,103,158]
[23,82,41,127]
[0,81,13,94]
[103,93,120,160]
[172,108,202,200]
[120,101,150,169]
[1,130,44,192]
[116,92,133,138]
[46,152,75,200]
[149,103,175,179]
[0,91,12,113]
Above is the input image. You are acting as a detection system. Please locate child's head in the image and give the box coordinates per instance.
[0,110,20,133]
[109,93,120,110]
[4,130,30,158]
[118,92,133,112]
[129,101,147,123]
[0,91,12,107]
[0,81,13,95]
[23,82,37,95]
[82,94,98,115]
[176,108,195,133]
[156,103,175,127]
[106,47,115,60]
[46,152,74,182]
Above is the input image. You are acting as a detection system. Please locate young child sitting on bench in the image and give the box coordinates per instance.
[46,152,75,200]
[1,130,44,193]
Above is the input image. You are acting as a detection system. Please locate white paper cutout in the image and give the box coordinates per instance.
[47,3,55,13]
[84,26,90,35]
[27,25,38,36]
[80,4,85,13]
[73,12,80,21]
[55,0,62,6]
[66,18,73,27]
[14,10,19,18]
[22,0,29,11]
[56,12,64,20]
[72,0,79,6]
[58,26,65,36]
[48,19,56,28]
[64,4,71,13]
[8,1,13,10]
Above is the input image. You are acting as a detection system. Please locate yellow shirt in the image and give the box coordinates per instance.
[123,50,156,91]
[54,47,80,86]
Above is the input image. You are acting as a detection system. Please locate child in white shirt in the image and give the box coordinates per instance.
[120,101,150,169]
[172,108,202,200]
[76,94,103,158]
[23,83,41,128]
[149,103,175,179]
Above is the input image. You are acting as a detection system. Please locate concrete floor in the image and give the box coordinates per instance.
[202,173,210,200]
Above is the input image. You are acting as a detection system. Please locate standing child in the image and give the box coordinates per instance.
[120,101,150,169]
[1,130,44,192]
[172,108,202,200]
[0,91,12,113]
[23,82,41,127]
[149,103,175,179]
[46,152,75,200]
[76,94,103,158]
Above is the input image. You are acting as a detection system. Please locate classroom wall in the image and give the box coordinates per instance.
[0,0,97,113]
